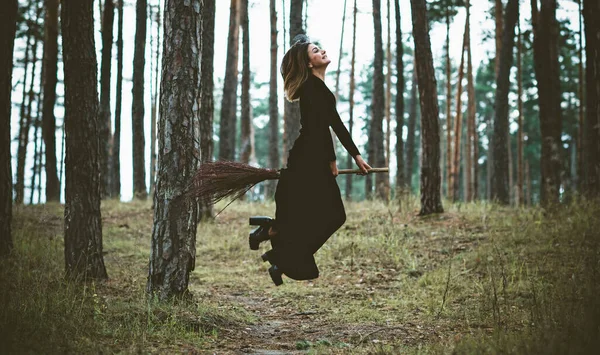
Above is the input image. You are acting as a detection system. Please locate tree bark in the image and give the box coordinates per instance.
[385,0,392,174]
[149,3,160,199]
[0,0,18,256]
[345,0,358,200]
[42,0,60,202]
[147,0,201,300]
[576,0,584,194]
[495,0,503,75]
[451,17,467,202]
[219,0,240,161]
[532,0,562,205]
[394,0,405,195]
[239,0,254,165]
[445,8,452,198]
[132,0,147,199]
[405,67,418,193]
[334,0,348,100]
[111,0,124,199]
[410,0,443,215]
[99,0,114,199]
[583,0,600,196]
[465,0,475,202]
[199,0,215,217]
[61,0,108,280]
[372,0,389,201]
[491,0,518,205]
[267,0,280,197]
[282,0,304,165]
[517,18,524,205]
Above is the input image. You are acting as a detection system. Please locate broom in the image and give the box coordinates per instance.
[187,160,388,206]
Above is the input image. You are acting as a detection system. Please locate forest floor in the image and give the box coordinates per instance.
[1,197,599,354]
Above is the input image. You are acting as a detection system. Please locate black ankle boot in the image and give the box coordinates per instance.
[248,216,274,250]
[268,265,283,286]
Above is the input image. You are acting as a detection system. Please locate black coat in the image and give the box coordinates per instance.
[266,74,361,280]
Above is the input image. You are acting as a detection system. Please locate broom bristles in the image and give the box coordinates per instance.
[187,161,279,205]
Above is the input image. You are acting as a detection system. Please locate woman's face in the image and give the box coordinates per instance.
[307,43,331,69]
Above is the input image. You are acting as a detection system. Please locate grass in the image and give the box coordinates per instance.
[1,196,599,354]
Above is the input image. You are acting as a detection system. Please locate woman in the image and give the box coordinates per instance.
[251,35,371,286]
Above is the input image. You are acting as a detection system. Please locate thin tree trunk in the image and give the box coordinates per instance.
[42,0,60,202]
[372,0,389,201]
[29,111,41,204]
[532,0,562,205]
[132,0,147,199]
[149,2,160,199]
[99,0,114,199]
[488,0,503,200]
[219,0,240,161]
[61,0,108,280]
[445,8,452,198]
[0,0,18,256]
[576,0,584,193]
[268,0,280,197]
[345,0,357,200]
[517,17,524,206]
[410,0,443,215]
[111,0,123,198]
[405,67,417,193]
[240,0,253,165]
[465,0,475,202]
[491,0,518,205]
[451,17,467,202]
[385,0,392,174]
[147,0,201,300]
[525,159,531,205]
[282,0,304,165]
[583,0,600,196]
[495,0,503,75]
[394,0,405,195]
[334,0,347,100]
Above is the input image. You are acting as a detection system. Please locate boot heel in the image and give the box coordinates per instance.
[268,265,283,286]
[249,216,273,226]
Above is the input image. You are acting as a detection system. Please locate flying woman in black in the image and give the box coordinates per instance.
[249,35,371,286]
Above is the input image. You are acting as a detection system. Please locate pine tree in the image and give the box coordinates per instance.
[394,0,405,195]
[61,0,107,279]
[99,0,114,198]
[132,0,147,199]
[111,0,124,198]
[267,0,280,197]
[0,0,18,256]
[147,0,202,300]
[219,0,240,161]
[583,0,599,196]
[410,0,443,215]
[239,0,254,165]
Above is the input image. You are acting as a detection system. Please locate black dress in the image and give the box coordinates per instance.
[265,74,361,280]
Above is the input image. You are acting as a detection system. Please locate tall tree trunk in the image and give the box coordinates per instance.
[268,0,280,197]
[488,0,504,200]
[576,0,584,194]
[282,0,304,165]
[405,67,418,193]
[149,2,160,199]
[410,0,443,215]
[517,17,524,205]
[465,0,475,202]
[334,0,347,100]
[445,9,452,198]
[583,0,600,196]
[491,0,518,205]
[219,0,240,161]
[495,0,503,75]
[99,0,114,199]
[29,109,42,204]
[372,0,389,201]
[525,159,531,205]
[15,5,37,204]
[132,0,147,199]
[111,0,124,198]
[532,0,562,205]
[199,0,215,217]
[385,0,392,175]
[451,18,467,202]
[346,0,357,200]
[0,0,18,256]
[147,0,201,300]
[42,0,60,202]
[61,0,108,280]
[394,0,405,195]
[239,0,253,165]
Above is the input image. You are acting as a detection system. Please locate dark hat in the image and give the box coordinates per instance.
[291,34,310,46]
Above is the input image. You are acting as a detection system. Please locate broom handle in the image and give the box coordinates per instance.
[338,167,389,174]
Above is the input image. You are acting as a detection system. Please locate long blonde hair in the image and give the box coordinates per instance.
[280,41,311,102]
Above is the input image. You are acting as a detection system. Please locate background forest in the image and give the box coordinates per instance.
[1,0,599,354]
